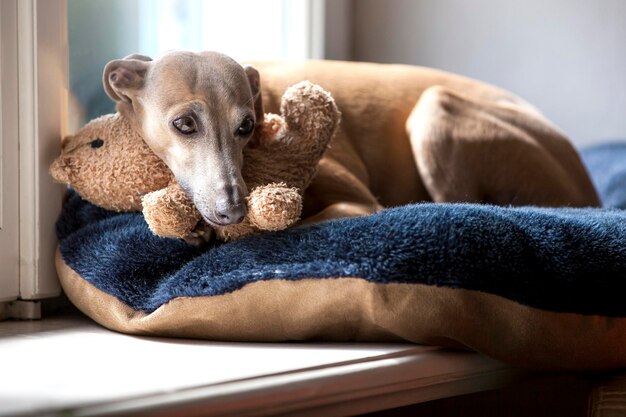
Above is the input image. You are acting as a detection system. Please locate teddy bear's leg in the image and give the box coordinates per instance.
[299,158,384,225]
[406,86,600,207]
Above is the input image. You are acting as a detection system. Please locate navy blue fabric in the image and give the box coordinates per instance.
[57,142,626,316]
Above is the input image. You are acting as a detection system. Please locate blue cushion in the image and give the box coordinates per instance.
[57,191,626,316]
[54,140,626,369]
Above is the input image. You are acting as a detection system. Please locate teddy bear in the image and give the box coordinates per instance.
[50,81,341,242]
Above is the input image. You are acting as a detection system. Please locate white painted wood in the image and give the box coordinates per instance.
[307,0,326,60]
[0,0,20,302]
[17,0,66,300]
[0,315,517,417]
[304,0,353,60]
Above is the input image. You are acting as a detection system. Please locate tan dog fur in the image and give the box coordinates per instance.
[102,53,599,228]
[251,60,600,221]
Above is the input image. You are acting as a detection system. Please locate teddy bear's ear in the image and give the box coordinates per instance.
[244,65,264,125]
[103,55,152,103]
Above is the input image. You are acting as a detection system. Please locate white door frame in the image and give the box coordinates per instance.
[0,0,67,319]
[17,0,68,300]
[0,0,20,303]
[17,0,67,301]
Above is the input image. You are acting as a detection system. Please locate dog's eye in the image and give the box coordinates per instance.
[237,117,255,136]
[173,116,197,134]
[90,138,104,149]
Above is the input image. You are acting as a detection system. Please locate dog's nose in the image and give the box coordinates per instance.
[215,199,247,225]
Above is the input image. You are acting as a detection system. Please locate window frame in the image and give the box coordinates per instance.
[0,0,65,318]
[0,0,20,303]
[1,0,352,316]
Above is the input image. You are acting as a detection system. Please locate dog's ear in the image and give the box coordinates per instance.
[103,55,153,103]
[244,65,264,125]
[123,54,153,62]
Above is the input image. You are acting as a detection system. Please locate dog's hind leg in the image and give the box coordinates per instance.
[406,86,600,207]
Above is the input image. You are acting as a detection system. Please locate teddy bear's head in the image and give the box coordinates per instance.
[50,113,173,211]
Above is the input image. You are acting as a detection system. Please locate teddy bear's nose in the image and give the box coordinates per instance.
[49,158,70,184]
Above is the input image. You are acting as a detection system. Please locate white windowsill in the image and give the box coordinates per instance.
[0,313,519,417]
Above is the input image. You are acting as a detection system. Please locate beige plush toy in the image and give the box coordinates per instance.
[50,81,340,242]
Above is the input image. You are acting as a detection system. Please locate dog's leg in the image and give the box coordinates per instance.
[299,158,384,225]
[406,86,600,207]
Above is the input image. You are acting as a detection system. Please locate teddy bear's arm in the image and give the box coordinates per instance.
[214,182,303,242]
[246,183,302,231]
[214,82,340,242]
[141,182,204,240]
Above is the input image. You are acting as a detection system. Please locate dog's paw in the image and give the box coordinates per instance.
[182,222,215,245]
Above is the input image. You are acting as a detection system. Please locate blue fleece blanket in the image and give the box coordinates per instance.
[57,142,626,316]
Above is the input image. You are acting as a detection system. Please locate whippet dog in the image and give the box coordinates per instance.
[103,51,599,227]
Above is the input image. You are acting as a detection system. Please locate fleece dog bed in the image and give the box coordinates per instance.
[56,142,626,370]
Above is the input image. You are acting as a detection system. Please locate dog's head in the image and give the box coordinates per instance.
[103,51,263,226]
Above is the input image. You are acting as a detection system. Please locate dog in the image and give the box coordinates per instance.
[103,51,600,227]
